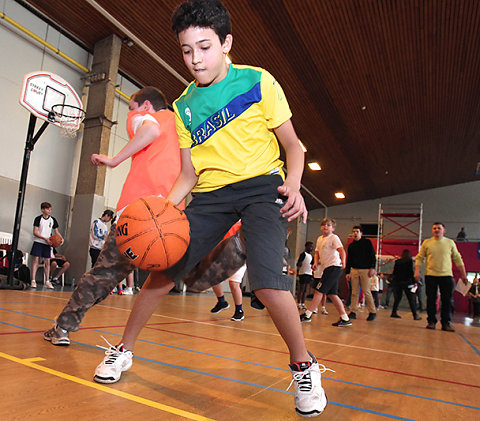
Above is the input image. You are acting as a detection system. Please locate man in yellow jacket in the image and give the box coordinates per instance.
[415,222,467,332]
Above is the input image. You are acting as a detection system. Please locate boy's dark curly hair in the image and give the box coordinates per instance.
[172,0,231,44]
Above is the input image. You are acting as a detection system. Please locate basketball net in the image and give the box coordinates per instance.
[51,104,86,138]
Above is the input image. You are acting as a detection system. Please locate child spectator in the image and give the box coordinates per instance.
[300,218,351,327]
[296,241,314,310]
[30,202,62,289]
[50,249,70,286]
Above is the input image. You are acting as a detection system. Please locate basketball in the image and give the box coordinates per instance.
[49,234,63,248]
[115,196,190,271]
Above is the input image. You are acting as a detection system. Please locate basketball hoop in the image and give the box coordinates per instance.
[50,104,86,138]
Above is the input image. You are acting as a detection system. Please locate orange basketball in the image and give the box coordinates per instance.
[49,234,63,248]
[115,196,190,271]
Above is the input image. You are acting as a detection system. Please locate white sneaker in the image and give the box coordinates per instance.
[288,353,334,417]
[312,308,318,314]
[123,287,134,295]
[94,337,133,384]
[30,280,37,288]
[45,280,54,289]
[321,306,328,315]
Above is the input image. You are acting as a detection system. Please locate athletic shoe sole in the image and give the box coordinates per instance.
[43,334,70,346]
[295,396,328,417]
[231,316,245,321]
[94,375,120,384]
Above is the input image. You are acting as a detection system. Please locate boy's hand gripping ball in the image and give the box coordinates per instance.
[115,196,190,271]
[49,234,63,248]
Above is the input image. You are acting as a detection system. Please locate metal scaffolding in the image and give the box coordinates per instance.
[376,203,423,272]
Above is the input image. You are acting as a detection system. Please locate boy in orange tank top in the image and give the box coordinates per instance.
[44,87,245,346]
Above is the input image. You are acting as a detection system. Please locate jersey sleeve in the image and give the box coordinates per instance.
[52,217,59,229]
[33,215,41,227]
[260,70,292,129]
[297,252,306,266]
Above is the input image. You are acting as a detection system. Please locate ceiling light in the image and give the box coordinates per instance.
[308,162,321,171]
[335,192,345,199]
[298,139,307,152]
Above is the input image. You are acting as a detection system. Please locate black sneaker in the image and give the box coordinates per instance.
[441,322,455,332]
[300,313,312,323]
[332,319,352,327]
[348,311,356,319]
[366,312,377,321]
[210,301,230,313]
[250,292,265,310]
[390,313,401,318]
[231,309,245,321]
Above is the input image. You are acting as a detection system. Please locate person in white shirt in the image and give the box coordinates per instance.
[296,241,314,310]
[89,210,114,266]
[30,201,62,289]
[300,218,351,327]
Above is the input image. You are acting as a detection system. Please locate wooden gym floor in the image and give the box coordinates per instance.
[0,289,479,420]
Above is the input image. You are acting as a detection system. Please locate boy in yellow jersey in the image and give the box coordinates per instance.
[92,1,332,417]
[415,222,467,332]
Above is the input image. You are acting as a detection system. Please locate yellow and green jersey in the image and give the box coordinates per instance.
[173,64,292,192]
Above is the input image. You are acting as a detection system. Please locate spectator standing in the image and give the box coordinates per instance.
[296,241,314,310]
[346,226,377,321]
[391,249,421,320]
[89,210,114,267]
[30,201,62,289]
[414,222,467,331]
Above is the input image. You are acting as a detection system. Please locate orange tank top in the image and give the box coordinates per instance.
[116,109,181,211]
[224,220,242,239]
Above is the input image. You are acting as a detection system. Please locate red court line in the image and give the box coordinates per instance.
[145,325,480,390]
[3,319,480,390]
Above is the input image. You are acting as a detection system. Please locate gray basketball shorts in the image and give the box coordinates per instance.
[165,174,292,292]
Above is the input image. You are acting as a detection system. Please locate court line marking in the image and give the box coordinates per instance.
[141,326,480,390]
[72,342,416,420]
[92,330,480,410]
[0,350,215,421]
[2,322,479,414]
[23,292,480,368]
[459,333,480,358]
[2,301,480,369]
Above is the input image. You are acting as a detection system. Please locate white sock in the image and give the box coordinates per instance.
[340,313,349,321]
[305,310,313,317]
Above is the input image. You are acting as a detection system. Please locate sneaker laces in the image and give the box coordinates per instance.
[287,363,335,392]
[96,336,126,365]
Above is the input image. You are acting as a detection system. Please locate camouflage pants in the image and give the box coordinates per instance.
[56,224,246,331]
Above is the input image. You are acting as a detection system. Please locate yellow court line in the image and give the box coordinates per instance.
[0,351,215,421]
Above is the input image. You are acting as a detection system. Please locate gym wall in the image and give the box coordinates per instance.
[0,0,136,266]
